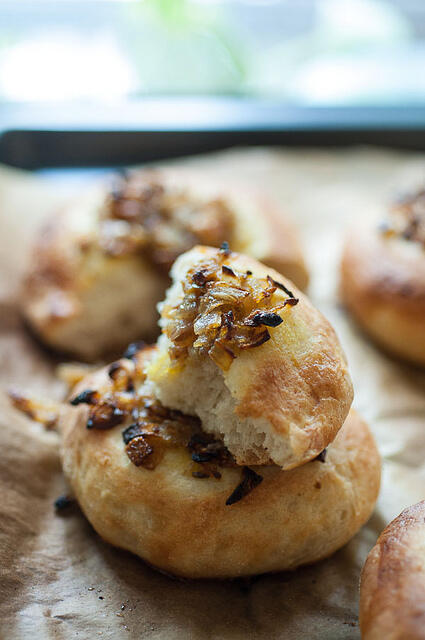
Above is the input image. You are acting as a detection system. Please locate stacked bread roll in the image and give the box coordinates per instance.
[59,245,380,578]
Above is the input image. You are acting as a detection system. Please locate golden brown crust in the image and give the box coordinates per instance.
[229,260,352,465]
[24,210,83,325]
[59,350,380,579]
[21,169,308,361]
[152,167,309,290]
[22,190,168,360]
[254,190,309,290]
[149,246,353,469]
[340,225,425,366]
[359,501,425,640]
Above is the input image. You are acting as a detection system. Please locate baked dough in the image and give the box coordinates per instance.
[22,168,308,361]
[360,501,425,640]
[147,245,353,469]
[340,188,425,366]
[59,347,379,579]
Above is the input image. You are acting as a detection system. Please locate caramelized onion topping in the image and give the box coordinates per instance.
[70,389,99,406]
[8,389,60,430]
[225,467,263,506]
[125,436,154,467]
[188,431,236,479]
[86,403,125,430]
[99,172,236,271]
[162,252,299,369]
[66,342,262,504]
[380,188,425,248]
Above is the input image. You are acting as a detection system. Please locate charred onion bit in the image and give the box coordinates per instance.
[70,389,98,406]
[100,172,236,270]
[54,495,75,511]
[122,423,144,445]
[192,270,208,287]
[122,341,146,360]
[108,361,124,380]
[108,360,135,392]
[121,408,237,477]
[120,401,200,469]
[225,467,263,506]
[125,436,154,467]
[220,241,231,256]
[121,407,237,479]
[315,449,327,463]
[163,253,299,369]
[188,432,236,479]
[380,188,425,248]
[240,331,270,349]
[222,264,236,277]
[283,298,299,307]
[66,349,262,505]
[266,275,297,300]
[8,389,59,430]
[86,404,125,430]
[246,311,283,328]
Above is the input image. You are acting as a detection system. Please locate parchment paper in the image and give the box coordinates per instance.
[1,148,424,640]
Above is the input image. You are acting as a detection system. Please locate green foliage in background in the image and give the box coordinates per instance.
[125,0,247,95]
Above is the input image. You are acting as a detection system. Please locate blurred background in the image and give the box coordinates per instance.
[1,0,425,104]
[1,0,425,167]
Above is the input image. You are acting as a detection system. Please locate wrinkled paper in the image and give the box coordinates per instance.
[1,148,424,639]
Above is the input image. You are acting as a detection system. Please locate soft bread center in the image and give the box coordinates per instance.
[149,339,291,466]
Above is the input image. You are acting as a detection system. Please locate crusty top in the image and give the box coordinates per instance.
[341,223,425,318]
[339,189,425,365]
[153,246,353,469]
[161,241,299,370]
[23,171,237,320]
[98,170,236,272]
[360,500,425,640]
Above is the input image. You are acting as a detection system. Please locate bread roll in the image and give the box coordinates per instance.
[22,169,308,361]
[59,346,379,579]
[147,245,353,469]
[341,188,425,366]
[360,501,425,640]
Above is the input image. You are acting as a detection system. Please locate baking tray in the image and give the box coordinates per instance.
[2,147,425,639]
[2,98,425,169]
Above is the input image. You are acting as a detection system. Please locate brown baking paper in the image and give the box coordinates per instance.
[1,148,424,639]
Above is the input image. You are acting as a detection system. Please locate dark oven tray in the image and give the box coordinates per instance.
[1,98,425,169]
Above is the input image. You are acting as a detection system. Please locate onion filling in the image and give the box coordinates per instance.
[162,250,299,370]
[98,172,236,271]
